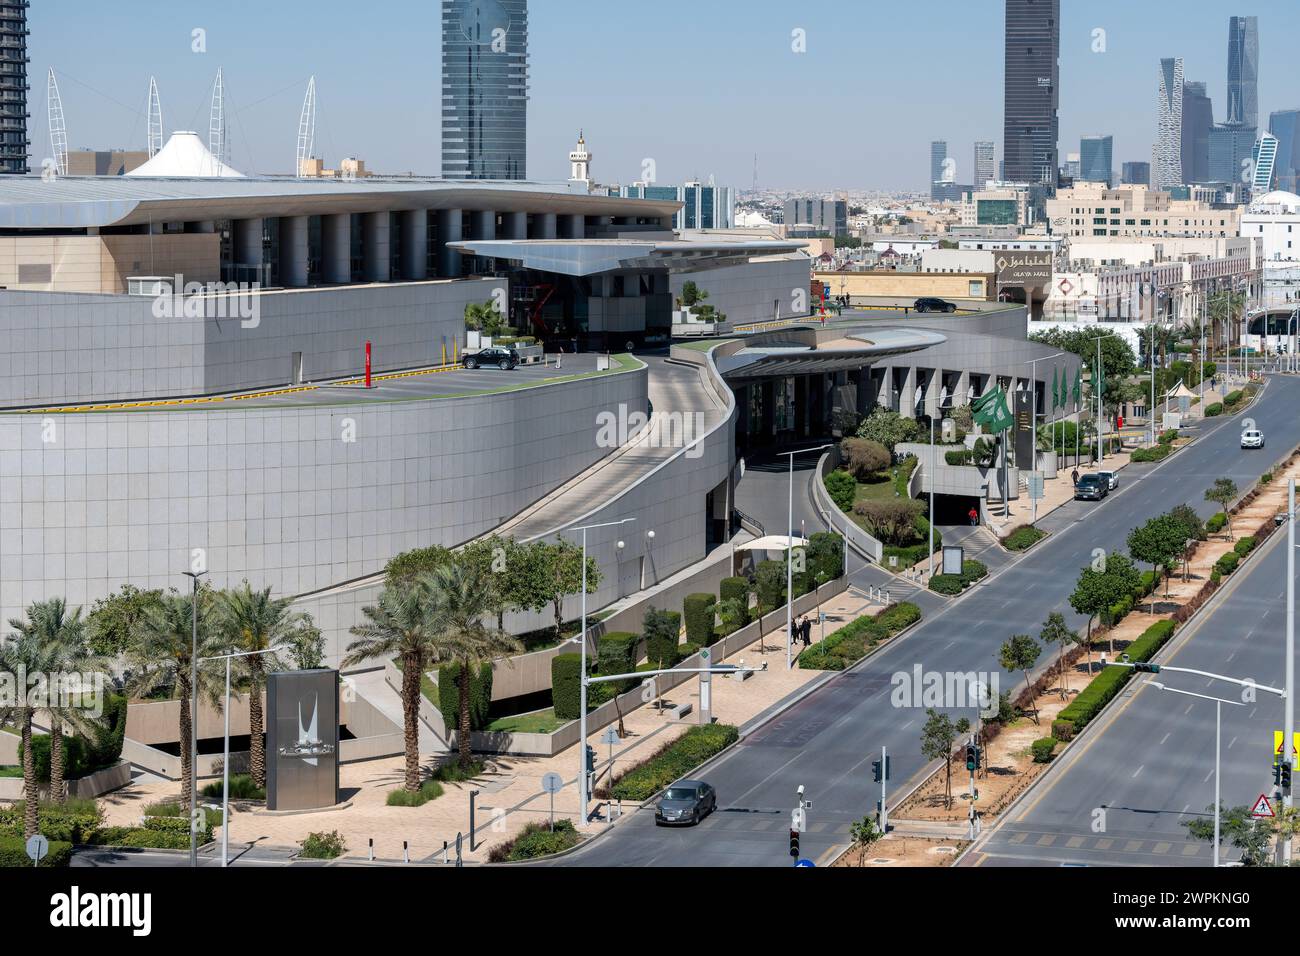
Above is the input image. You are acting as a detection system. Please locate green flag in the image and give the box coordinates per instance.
[1092,359,1104,401]
[1051,367,1060,411]
[1072,366,1082,407]
[971,384,1013,433]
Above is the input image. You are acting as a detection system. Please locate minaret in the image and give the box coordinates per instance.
[569,130,592,187]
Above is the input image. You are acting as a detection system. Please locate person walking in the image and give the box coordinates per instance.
[1070,467,1079,487]
[801,616,813,648]
[968,506,979,527]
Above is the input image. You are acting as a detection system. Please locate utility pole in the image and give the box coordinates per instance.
[1286,479,1295,863]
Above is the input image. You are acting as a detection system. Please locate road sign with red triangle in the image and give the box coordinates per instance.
[1251,794,1275,818]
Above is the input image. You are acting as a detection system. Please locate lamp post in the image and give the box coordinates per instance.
[575,517,635,823]
[780,445,832,670]
[1088,333,1111,466]
[1023,351,1065,524]
[182,567,207,869]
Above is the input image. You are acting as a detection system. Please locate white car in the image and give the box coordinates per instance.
[1241,429,1265,449]
[1097,470,1119,491]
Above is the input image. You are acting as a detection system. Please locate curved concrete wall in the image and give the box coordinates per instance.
[0,363,648,639]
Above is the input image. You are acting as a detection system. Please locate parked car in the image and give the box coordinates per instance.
[1074,473,1109,501]
[914,297,957,314]
[1097,470,1119,491]
[655,779,717,826]
[463,346,519,370]
[1241,428,1265,449]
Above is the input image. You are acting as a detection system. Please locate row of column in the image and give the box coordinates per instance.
[231,210,590,288]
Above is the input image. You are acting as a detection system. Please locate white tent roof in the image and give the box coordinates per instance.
[735,535,809,552]
[126,131,244,179]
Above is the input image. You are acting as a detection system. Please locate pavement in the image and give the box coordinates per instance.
[546,375,1300,866]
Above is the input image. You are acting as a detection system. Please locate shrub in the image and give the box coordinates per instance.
[719,577,751,627]
[298,830,348,859]
[597,632,639,693]
[824,469,856,513]
[945,448,973,466]
[893,456,919,495]
[675,641,701,664]
[841,437,891,479]
[1235,536,1256,557]
[386,780,444,806]
[960,560,988,584]
[1051,719,1076,742]
[85,826,188,850]
[1131,443,1173,463]
[431,758,486,783]
[1214,552,1240,577]
[682,594,716,648]
[437,661,493,730]
[800,602,920,670]
[643,607,682,668]
[142,812,213,844]
[877,602,922,631]
[0,798,103,844]
[551,653,583,720]
[1004,525,1046,552]
[609,724,739,802]
[1053,620,1176,740]
[754,561,787,614]
[1224,389,1244,408]
[490,818,581,862]
[854,499,922,546]
[1204,402,1224,417]
[1031,738,1057,763]
[0,836,71,867]
[1158,429,1179,445]
[929,574,965,595]
[201,774,265,801]
[1262,471,1275,485]
[1207,513,1227,534]
[1102,593,1133,628]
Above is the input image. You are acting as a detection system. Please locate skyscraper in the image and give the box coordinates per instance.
[974,141,996,187]
[1079,135,1113,185]
[1002,0,1060,186]
[1209,124,1257,183]
[1122,161,1151,186]
[441,0,529,180]
[930,140,948,198]
[1269,109,1300,193]
[0,1,28,175]
[1227,15,1259,130]
[1181,81,1213,183]
[1153,58,1184,189]
[1253,132,1278,194]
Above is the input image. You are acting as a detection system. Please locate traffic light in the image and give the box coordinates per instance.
[1274,761,1283,787]
[965,744,981,771]
[585,745,596,774]
[1283,763,1293,791]
[1132,662,1162,673]
[789,829,800,859]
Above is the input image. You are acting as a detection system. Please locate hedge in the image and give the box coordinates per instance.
[800,602,922,671]
[824,469,856,513]
[945,449,973,466]
[0,835,71,867]
[491,818,581,862]
[437,661,493,730]
[551,653,584,720]
[682,594,717,648]
[14,692,127,783]
[929,574,964,595]
[0,799,102,844]
[1053,620,1176,740]
[1214,551,1240,577]
[1224,389,1244,408]
[1204,402,1224,417]
[643,608,682,669]
[1131,443,1173,463]
[609,724,739,802]
[1031,738,1057,763]
[1235,536,1256,557]
[675,641,702,664]
[719,577,751,627]
[1004,525,1046,551]
[597,633,639,693]
[1207,512,1227,534]
[961,560,988,584]
[1158,429,1179,445]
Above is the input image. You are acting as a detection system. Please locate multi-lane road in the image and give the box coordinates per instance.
[553,374,1300,866]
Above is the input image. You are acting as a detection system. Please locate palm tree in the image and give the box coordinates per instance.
[0,623,62,837]
[125,591,223,801]
[219,583,304,790]
[344,578,445,793]
[424,563,522,770]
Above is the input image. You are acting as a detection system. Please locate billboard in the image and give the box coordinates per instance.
[1014,387,1036,470]
[996,251,1053,289]
[267,669,340,812]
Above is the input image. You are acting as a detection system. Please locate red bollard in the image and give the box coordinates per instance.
[365,341,372,388]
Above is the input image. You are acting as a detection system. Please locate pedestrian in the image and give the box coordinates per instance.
[1071,467,1079,487]
[801,616,813,647]
[790,620,799,648]
[968,506,979,527]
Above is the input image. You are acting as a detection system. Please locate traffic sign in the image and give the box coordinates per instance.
[600,728,620,746]
[1272,730,1300,762]
[25,834,47,865]
[1251,794,1275,818]
[541,772,564,794]
[794,859,816,867]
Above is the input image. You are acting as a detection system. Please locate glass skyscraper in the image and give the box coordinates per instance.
[1227,15,1259,130]
[1269,109,1300,194]
[441,0,528,180]
[1153,58,1184,189]
[1079,135,1112,185]
[1002,0,1060,186]
[0,2,28,175]
[930,140,947,198]
[1181,81,1213,184]
[974,141,996,187]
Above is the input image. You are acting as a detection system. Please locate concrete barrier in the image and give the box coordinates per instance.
[815,448,884,563]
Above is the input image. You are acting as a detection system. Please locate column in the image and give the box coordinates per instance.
[531,212,557,239]
[502,211,527,240]
[437,208,463,278]
[559,214,585,239]
[321,213,351,284]
[362,211,390,282]
[400,210,428,280]
[233,218,264,274]
[278,215,309,288]
[470,210,496,241]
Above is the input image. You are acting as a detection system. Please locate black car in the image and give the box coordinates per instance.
[463,346,519,370]
[655,779,717,826]
[1074,473,1109,501]
[914,297,957,314]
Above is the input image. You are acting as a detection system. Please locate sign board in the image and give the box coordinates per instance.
[1014,389,1035,471]
[942,546,964,576]
[795,859,816,867]
[267,669,340,812]
[25,834,47,864]
[996,251,1053,289]
[1273,731,1300,763]
[1252,794,1275,818]
[1027,472,1045,500]
[1163,412,1182,431]
[600,728,621,746]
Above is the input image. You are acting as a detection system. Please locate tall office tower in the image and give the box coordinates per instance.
[974,141,996,186]
[1269,109,1300,193]
[1181,81,1214,183]
[1153,58,1184,189]
[441,0,529,180]
[1209,123,1257,183]
[1062,152,1081,180]
[1002,0,1060,186]
[1253,132,1278,194]
[1079,135,1113,185]
[929,140,948,198]
[1122,161,1151,186]
[1227,15,1259,130]
[0,1,28,175]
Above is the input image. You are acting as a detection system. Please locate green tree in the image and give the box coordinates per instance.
[855,409,920,453]
[0,619,63,836]
[464,299,505,336]
[1039,612,1078,699]
[849,815,883,866]
[1185,803,1274,866]
[1205,478,1239,539]
[998,634,1042,724]
[459,534,516,631]
[285,620,325,670]
[86,584,165,657]
[920,708,964,809]
[125,589,224,802]
[1167,504,1206,582]
[1127,514,1188,606]
[538,538,602,640]
[1068,554,1140,668]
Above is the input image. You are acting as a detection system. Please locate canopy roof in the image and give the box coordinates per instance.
[126,131,245,179]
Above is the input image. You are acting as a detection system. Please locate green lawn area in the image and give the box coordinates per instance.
[853,474,899,506]
[0,766,21,777]
[676,339,725,351]
[486,709,567,734]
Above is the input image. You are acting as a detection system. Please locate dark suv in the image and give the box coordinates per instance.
[463,346,519,370]
[914,297,957,314]
[1074,473,1109,501]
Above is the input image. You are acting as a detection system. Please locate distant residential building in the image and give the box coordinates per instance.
[1062,152,1081,181]
[1209,123,1258,184]
[960,185,1033,227]
[1046,182,1241,239]
[1153,58,1184,189]
[66,149,147,176]
[782,198,848,237]
[1227,15,1259,129]
[1181,81,1214,183]
[1002,0,1060,186]
[1122,161,1151,186]
[1079,136,1113,186]
[974,141,996,187]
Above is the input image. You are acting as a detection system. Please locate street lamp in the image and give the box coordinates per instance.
[1022,351,1065,525]
[574,517,635,823]
[182,567,207,869]
[1145,682,1244,867]
[780,445,832,670]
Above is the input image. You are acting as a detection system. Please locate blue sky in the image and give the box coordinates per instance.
[29,0,1300,191]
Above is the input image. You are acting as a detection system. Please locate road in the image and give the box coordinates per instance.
[551,375,1300,866]
[967,479,1296,867]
